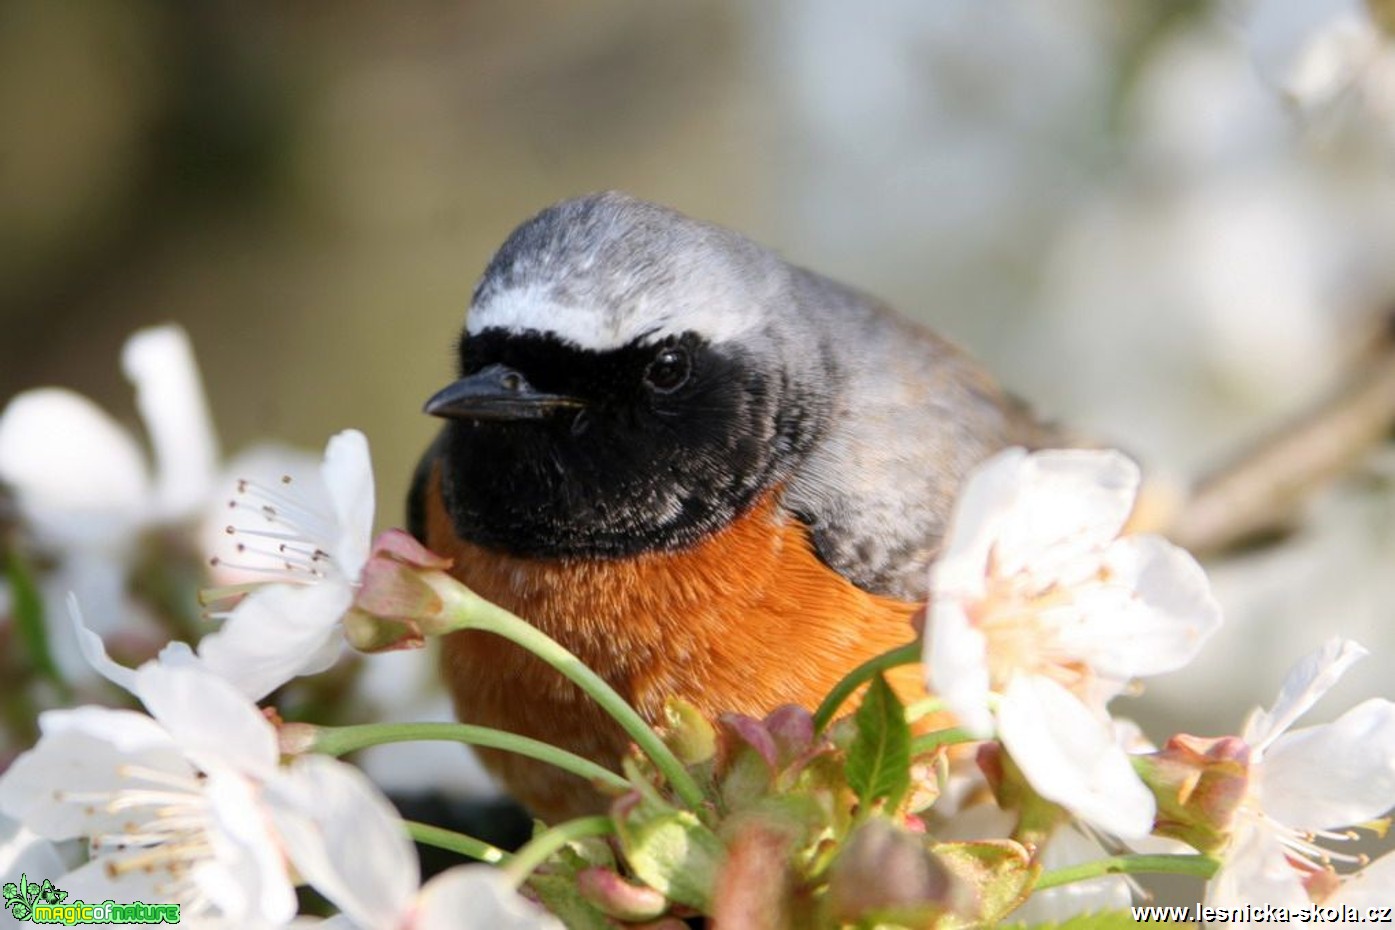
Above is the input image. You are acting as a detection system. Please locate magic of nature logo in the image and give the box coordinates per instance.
[3,875,179,925]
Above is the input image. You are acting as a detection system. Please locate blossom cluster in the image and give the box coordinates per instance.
[0,327,558,929]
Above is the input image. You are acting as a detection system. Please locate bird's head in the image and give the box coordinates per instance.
[426,193,832,559]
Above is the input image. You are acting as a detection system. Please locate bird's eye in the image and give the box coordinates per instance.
[644,347,690,393]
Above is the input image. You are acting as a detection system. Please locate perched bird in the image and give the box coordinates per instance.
[410,192,1056,821]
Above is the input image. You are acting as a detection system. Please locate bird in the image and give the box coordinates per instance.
[409,192,1057,822]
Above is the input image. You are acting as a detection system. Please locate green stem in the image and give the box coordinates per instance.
[436,583,706,809]
[1035,853,1219,890]
[909,727,976,756]
[504,815,615,887]
[812,642,922,732]
[904,697,945,724]
[405,819,511,865]
[312,722,630,792]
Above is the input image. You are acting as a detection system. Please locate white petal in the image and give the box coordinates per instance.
[1205,816,1308,908]
[70,594,138,695]
[1059,535,1221,680]
[997,676,1156,838]
[1334,850,1395,906]
[1012,825,1132,923]
[1258,698,1395,831]
[0,811,68,880]
[135,663,279,778]
[0,388,150,546]
[269,756,417,930]
[122,324,220,521]
[32,566,133,687]
[414,866,564,930]
[933,446,1029,590]
[992,449,1140,584]
[194,768,298,925]
[35,704,177,753]
[321,430,375,579]
[198,582,351,701]
[154,639,202,667]
[0,708,190,840]
[925,600,993,737]
[202,443,327,586]
[1244,638,1368,752]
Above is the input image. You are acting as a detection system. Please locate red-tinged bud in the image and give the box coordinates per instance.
[342,609,425,653]
[826,818,965,925]
[714,708,836,807]
[767,705,816,765]
[977,742,1005,794]
[575,867,669,921]
[719,713,779,772]
[343,529,457,652]
[368,527,453,570]
[712,816,801,930]
[1134,733,1251,854]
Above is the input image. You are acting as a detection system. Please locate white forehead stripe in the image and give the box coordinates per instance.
[467,283,759,351]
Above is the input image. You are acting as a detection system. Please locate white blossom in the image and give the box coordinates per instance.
[0,325,218,677]
[924,447,1221,837]
[1208,638,1395,906]
[0,662,297,925]
[197,429,375,700]
[270,756,559,930]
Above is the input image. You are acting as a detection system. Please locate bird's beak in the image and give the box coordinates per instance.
[423,364,584,421]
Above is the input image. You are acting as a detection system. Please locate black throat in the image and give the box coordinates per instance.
[437,329,820,559]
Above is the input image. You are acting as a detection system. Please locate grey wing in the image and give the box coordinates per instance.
[781,284,1059,602]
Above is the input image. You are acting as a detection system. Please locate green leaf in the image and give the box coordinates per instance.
[5,550,66,693]
[845,674,911,811]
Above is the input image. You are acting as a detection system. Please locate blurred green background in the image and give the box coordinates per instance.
[6,0,1395,908]
[1,0,1226,504]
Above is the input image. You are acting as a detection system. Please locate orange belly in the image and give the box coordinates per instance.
[426,469,923,821]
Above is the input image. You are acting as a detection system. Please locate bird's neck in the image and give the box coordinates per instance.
[428,473,920,720]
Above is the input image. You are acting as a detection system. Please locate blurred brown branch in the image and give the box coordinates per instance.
[1168,318,1395,556]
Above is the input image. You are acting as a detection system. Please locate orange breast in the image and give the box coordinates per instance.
[426,467,923,820]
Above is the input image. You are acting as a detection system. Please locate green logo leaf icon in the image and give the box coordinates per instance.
[3,873,64,922]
